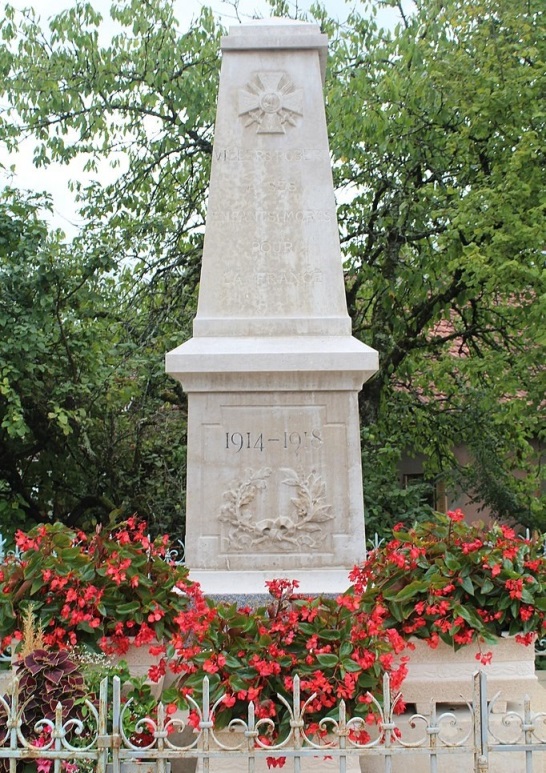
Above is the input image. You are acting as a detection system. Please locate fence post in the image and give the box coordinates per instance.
[473,671,489,772]
[381,671,394,773]
[7,676,19,773]
[338,699,348,773]
[245,699,257,773]
[523,694,534,773]
[96,676,109,773]
[111,676,122,773]
[156,700,167,773]
[200,675,212,773]
[291,674,303,773]
[428,700,439,773]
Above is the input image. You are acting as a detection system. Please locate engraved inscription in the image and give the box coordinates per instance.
[239,72,303,134]
[252,241,294,254]
[223,268,324,288]
[223,269,322,289]
[214,148,322,163]
[211,209,332,224]
[268,180,297,193]
[225,430,323,452]
[255,268,323,287]
[219,467,333,551]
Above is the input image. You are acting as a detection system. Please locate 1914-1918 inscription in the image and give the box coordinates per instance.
[225,429,323,452]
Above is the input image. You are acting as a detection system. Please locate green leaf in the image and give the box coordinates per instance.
[319,629,341,641]
[224,655,241,669]
[453,604,484,630]
[520,589,535,605]
[115,601,141,615]
[228,675,248,692]
[443,553,461,571]
[460,577,475,596]
[316,654,339,668]
[341,658,362,673]
[480,579,494,595]
[387,581,430,602]
[534,597,546,612]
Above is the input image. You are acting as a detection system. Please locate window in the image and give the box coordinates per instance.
[403,474,447,513]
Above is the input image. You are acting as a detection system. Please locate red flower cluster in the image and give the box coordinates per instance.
[349,512,545,655]
[166,577,408,743]
[0,517,196,659]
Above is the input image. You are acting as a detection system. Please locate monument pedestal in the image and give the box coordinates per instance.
[167,337,376,595]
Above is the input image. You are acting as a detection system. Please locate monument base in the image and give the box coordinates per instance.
[189,568,353,597]
[399,636,540,715]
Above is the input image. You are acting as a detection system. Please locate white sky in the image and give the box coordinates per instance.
[1,0,402,236]
[8,0,371,27]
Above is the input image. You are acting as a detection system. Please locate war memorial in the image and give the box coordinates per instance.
[166,19,378,596]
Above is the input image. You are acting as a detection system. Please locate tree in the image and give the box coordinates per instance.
[0,0,219,306]
[324,0,545,529]
[0,187,188,536]
[0,0,544,534]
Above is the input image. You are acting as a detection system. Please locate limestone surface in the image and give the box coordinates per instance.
[166,20,378,594]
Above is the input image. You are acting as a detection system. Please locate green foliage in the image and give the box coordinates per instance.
[361,431,437,537]
[0,0,220,305]
[327,0,546,527]
[77,657,161,748]
[0,188,189,533]
[0,517,197,650]
[351,511,546,647]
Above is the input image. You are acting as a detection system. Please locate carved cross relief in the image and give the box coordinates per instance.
[238,72,304,134]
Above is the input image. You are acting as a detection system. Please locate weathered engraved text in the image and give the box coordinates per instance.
[211,209,332,224]
[223,268,322,288]
[252,241,295,253]
[255,268,323,287]
[214,147,322,163]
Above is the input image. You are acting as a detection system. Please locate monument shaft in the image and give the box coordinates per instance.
[166,20,378,594]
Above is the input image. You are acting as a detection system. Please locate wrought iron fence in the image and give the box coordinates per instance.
[0,533,21,565]
[0,671,545,772]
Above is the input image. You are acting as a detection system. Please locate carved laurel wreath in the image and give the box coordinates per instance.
[219,467,333,551]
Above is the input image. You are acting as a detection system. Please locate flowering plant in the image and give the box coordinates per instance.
[0,517,200,657]
[350,511,546,660]
[162,578,409,743]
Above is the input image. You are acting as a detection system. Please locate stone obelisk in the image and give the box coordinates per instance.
[166,19,378,595]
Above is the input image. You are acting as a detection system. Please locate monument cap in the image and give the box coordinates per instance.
[222,19,328,84]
